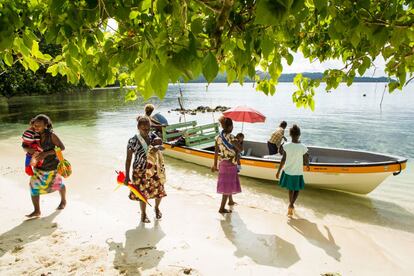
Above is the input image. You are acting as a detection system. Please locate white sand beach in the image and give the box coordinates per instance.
[1,135,414,276]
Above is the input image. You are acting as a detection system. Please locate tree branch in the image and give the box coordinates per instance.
[193,0,221,13]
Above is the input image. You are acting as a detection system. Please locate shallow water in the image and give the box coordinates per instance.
[0,82,413,232]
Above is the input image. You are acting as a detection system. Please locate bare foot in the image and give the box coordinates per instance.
[155,208,162,220]
[218,208,232,214]
[228,201,237,206]
[141,214,151,223]
[57,201,66,210]
[287,207,294,218]
[26,211,41,218]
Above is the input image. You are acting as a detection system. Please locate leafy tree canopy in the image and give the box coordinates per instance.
[0,0,413,109]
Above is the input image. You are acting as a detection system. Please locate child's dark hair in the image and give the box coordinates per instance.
[222,117,233,130]
[144,104,155,116]
[280,121,287,128]
[136,115,151,127]
[32,114,53,130]
[290,124,301,137]
[236,133,244,139]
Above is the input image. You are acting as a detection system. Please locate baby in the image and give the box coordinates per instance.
[150,137,164,151]
[235,133,244,172]
[22,120,43,176]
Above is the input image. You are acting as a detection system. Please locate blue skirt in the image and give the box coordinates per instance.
[279,171,304,191]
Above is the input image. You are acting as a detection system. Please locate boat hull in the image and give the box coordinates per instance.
[163,143,407,194]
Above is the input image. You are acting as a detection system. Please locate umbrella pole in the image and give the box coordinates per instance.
[242,113,245,133]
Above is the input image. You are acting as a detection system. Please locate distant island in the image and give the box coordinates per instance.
[187,72,391,83]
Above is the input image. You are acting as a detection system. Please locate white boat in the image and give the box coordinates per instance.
[161,121,408,194]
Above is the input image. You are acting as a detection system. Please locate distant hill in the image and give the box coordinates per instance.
[187,72,390,83]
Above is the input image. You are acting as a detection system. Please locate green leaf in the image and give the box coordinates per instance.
[129,11,139,20]
[202,52,219,83]
[285,53,293,65]
[46,64,59,76]
[313,0,327,10]
[125,89,138,101]
[309,98,315,111]
[13,38,30,57]
[226,69,236,85]
[236,39,245,51]
[261,36,273,59]
[139,84,153,100]
[134,61,151,86]
[31,41,41,58]
[191,18,203,34]
[255,0,287,25]
[68,43,79,57]
[350,33,360,48]
[4,52,13,66]
[25,56,40,72]
[150,64,169,99]
[141,0,151,10]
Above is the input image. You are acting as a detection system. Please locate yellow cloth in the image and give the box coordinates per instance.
[268,127,285,146]
[146,145,166,185]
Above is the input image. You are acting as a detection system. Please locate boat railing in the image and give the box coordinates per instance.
[161,121,197,142]
[183,123,219,148]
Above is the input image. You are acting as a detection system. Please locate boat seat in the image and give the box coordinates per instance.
[262,154,283,160]
[243,148,252,157]
[192,141,216,150]
[310,156,318,162]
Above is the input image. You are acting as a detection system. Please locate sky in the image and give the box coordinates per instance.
[282,52,387,77]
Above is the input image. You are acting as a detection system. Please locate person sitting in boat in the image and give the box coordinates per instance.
[267,121,287,155]
[212,117,242,213]
[276,124,310,218]
[235,132,244,172]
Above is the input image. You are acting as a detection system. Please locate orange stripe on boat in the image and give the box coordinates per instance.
[163,144,406,174]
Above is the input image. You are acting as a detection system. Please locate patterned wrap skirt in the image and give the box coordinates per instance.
[217,160,242,195]
[30,169,64,196]
[279,171,305,191]
[129,167,166,202]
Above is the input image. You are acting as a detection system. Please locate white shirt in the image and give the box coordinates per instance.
[282,142,308,176]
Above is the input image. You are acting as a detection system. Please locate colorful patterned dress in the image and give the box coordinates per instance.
[127,133,166,201]
[24,130,64,196]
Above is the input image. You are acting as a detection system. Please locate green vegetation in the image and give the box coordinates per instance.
[0,0,412,109]
[0,61,86,99]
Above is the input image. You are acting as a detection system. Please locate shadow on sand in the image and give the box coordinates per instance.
[0,211,60,258]
[166,156,414,235]
[288,216,341,261]
[107,221,165,275]
[220,212,300,268]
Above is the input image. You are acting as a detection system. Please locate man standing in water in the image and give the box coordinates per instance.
[267,121,287,155]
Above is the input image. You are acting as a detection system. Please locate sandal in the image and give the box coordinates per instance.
[141,214,151,223]
[218,208,232,214]
[155,208,162,220]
